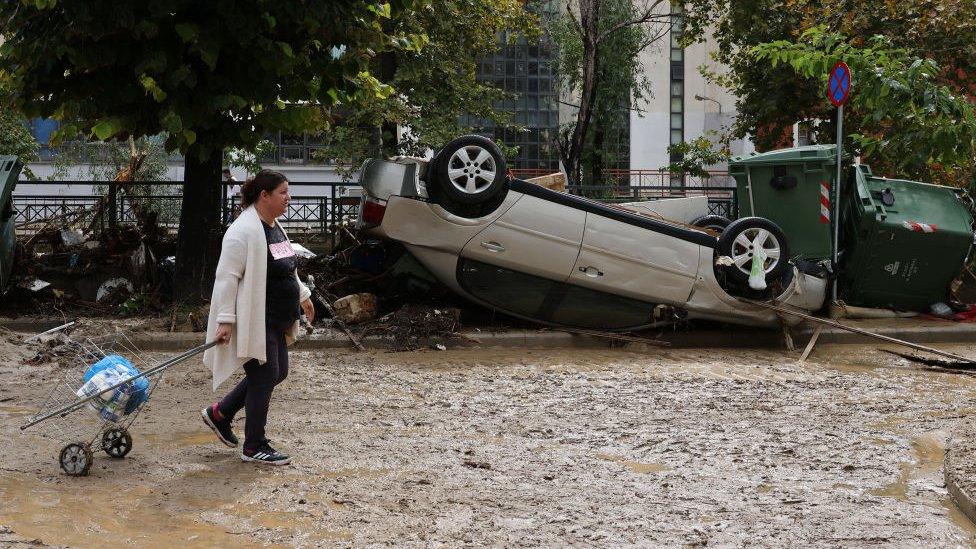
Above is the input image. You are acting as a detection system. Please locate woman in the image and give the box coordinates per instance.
[201,169,315,466]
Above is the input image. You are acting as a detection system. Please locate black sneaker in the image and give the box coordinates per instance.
[201,404,238,447]
[241,443,291,466]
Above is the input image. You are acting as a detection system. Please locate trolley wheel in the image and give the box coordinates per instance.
[59,443,93,476]
[101,428,133,458]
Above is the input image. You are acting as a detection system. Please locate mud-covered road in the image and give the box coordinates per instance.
[2,334,976,547]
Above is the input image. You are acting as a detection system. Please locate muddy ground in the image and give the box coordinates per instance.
[1,332,976,547]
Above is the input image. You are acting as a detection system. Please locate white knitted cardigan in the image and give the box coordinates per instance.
[203,206,311,391]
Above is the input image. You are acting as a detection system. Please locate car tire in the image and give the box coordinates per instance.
[717,217,790,286]
[691,214,732,234]
[429,135,507,206]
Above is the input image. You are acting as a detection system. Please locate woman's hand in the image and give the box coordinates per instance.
[301,298,315,324]
[214,323,233,344]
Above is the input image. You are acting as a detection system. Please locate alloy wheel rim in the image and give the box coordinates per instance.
[730,227,781,275]
[447,146,497,194]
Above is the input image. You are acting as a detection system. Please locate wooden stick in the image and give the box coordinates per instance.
[314,288,365,351]
[25,321,76,342]
[743,299,975,363]
[798,326,823,363]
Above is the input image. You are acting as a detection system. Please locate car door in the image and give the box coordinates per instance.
[459,193,586,282]
[568,213,701,304]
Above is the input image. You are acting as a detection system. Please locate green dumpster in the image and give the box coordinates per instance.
[0,156,21,292]
[838,165,975,311]
[729,145,840,261]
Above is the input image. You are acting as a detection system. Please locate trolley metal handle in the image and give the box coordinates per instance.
[20,340,221,431]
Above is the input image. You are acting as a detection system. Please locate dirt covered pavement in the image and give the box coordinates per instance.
[2,336,976,547]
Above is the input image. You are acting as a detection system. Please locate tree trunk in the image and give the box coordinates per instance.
[592,124,605,188]
[173,146,223,304]
[565,0,601,188]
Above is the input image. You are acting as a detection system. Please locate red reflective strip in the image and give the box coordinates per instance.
[819,182,831,223]
[903,221,938,233]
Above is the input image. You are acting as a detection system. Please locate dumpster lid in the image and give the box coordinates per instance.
[730,145,841,167]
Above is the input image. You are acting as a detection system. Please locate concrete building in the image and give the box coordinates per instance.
[470,4,754,178]
[631,6,755,173]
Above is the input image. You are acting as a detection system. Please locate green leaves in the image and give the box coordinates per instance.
[685,0,976,185]
[91,118,124,140]
[174,23,199,43]
[0,0,427,161]
[662,135,730,178]
[139,75,167,102]
[0,99,40,178]
[161,111,182,134]
[313,0,534,177]
[752,25,976,182]
[368,3,392,19]
[198,43,219,70]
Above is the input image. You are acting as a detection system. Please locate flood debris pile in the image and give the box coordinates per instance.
[10,212,176,317]
[364,305,462,351]
[23,331,81,368]
[297,230,489,350]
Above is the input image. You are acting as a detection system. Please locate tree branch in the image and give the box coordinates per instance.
[566,1,583,37]
[635,23,672,52]
[596,1,669,46]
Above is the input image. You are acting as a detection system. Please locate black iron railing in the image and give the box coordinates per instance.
[13,181,362,247]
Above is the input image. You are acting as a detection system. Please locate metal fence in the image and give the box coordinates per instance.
[13,172,736,237]
[13,181,362,237]
[569,184,737,219]
[511,169,738,219]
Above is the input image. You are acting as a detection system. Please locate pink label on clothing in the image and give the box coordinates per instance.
[269,240,296,260]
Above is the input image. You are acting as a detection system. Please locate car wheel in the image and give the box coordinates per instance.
[429,135,507,206]
[717,217,789,285]
[691,214,732,234]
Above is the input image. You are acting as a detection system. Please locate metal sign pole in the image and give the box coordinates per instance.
[833,104,843,302]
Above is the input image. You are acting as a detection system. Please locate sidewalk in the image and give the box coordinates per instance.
[3,316,975,351]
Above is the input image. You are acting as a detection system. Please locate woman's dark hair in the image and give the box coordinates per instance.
[241,169,288,208]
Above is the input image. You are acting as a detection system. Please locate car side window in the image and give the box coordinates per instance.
[457,258,556,319]
[458,258,653,330]
[549,284,653,330]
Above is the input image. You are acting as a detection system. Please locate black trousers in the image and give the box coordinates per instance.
[216,322,289,450]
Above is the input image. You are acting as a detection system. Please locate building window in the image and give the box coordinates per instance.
[668,5,685,184]
[259,131,333,166]
[467,3,560,171]
[797,122,816,146]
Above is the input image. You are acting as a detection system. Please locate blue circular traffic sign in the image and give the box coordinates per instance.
[828,61,851,107]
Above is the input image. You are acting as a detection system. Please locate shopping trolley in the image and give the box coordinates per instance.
[20,323,217,476]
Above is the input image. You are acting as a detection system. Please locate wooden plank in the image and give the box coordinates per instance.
[525,172,566,192]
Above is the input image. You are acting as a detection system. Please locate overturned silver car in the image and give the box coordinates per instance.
[357,136,827,330]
